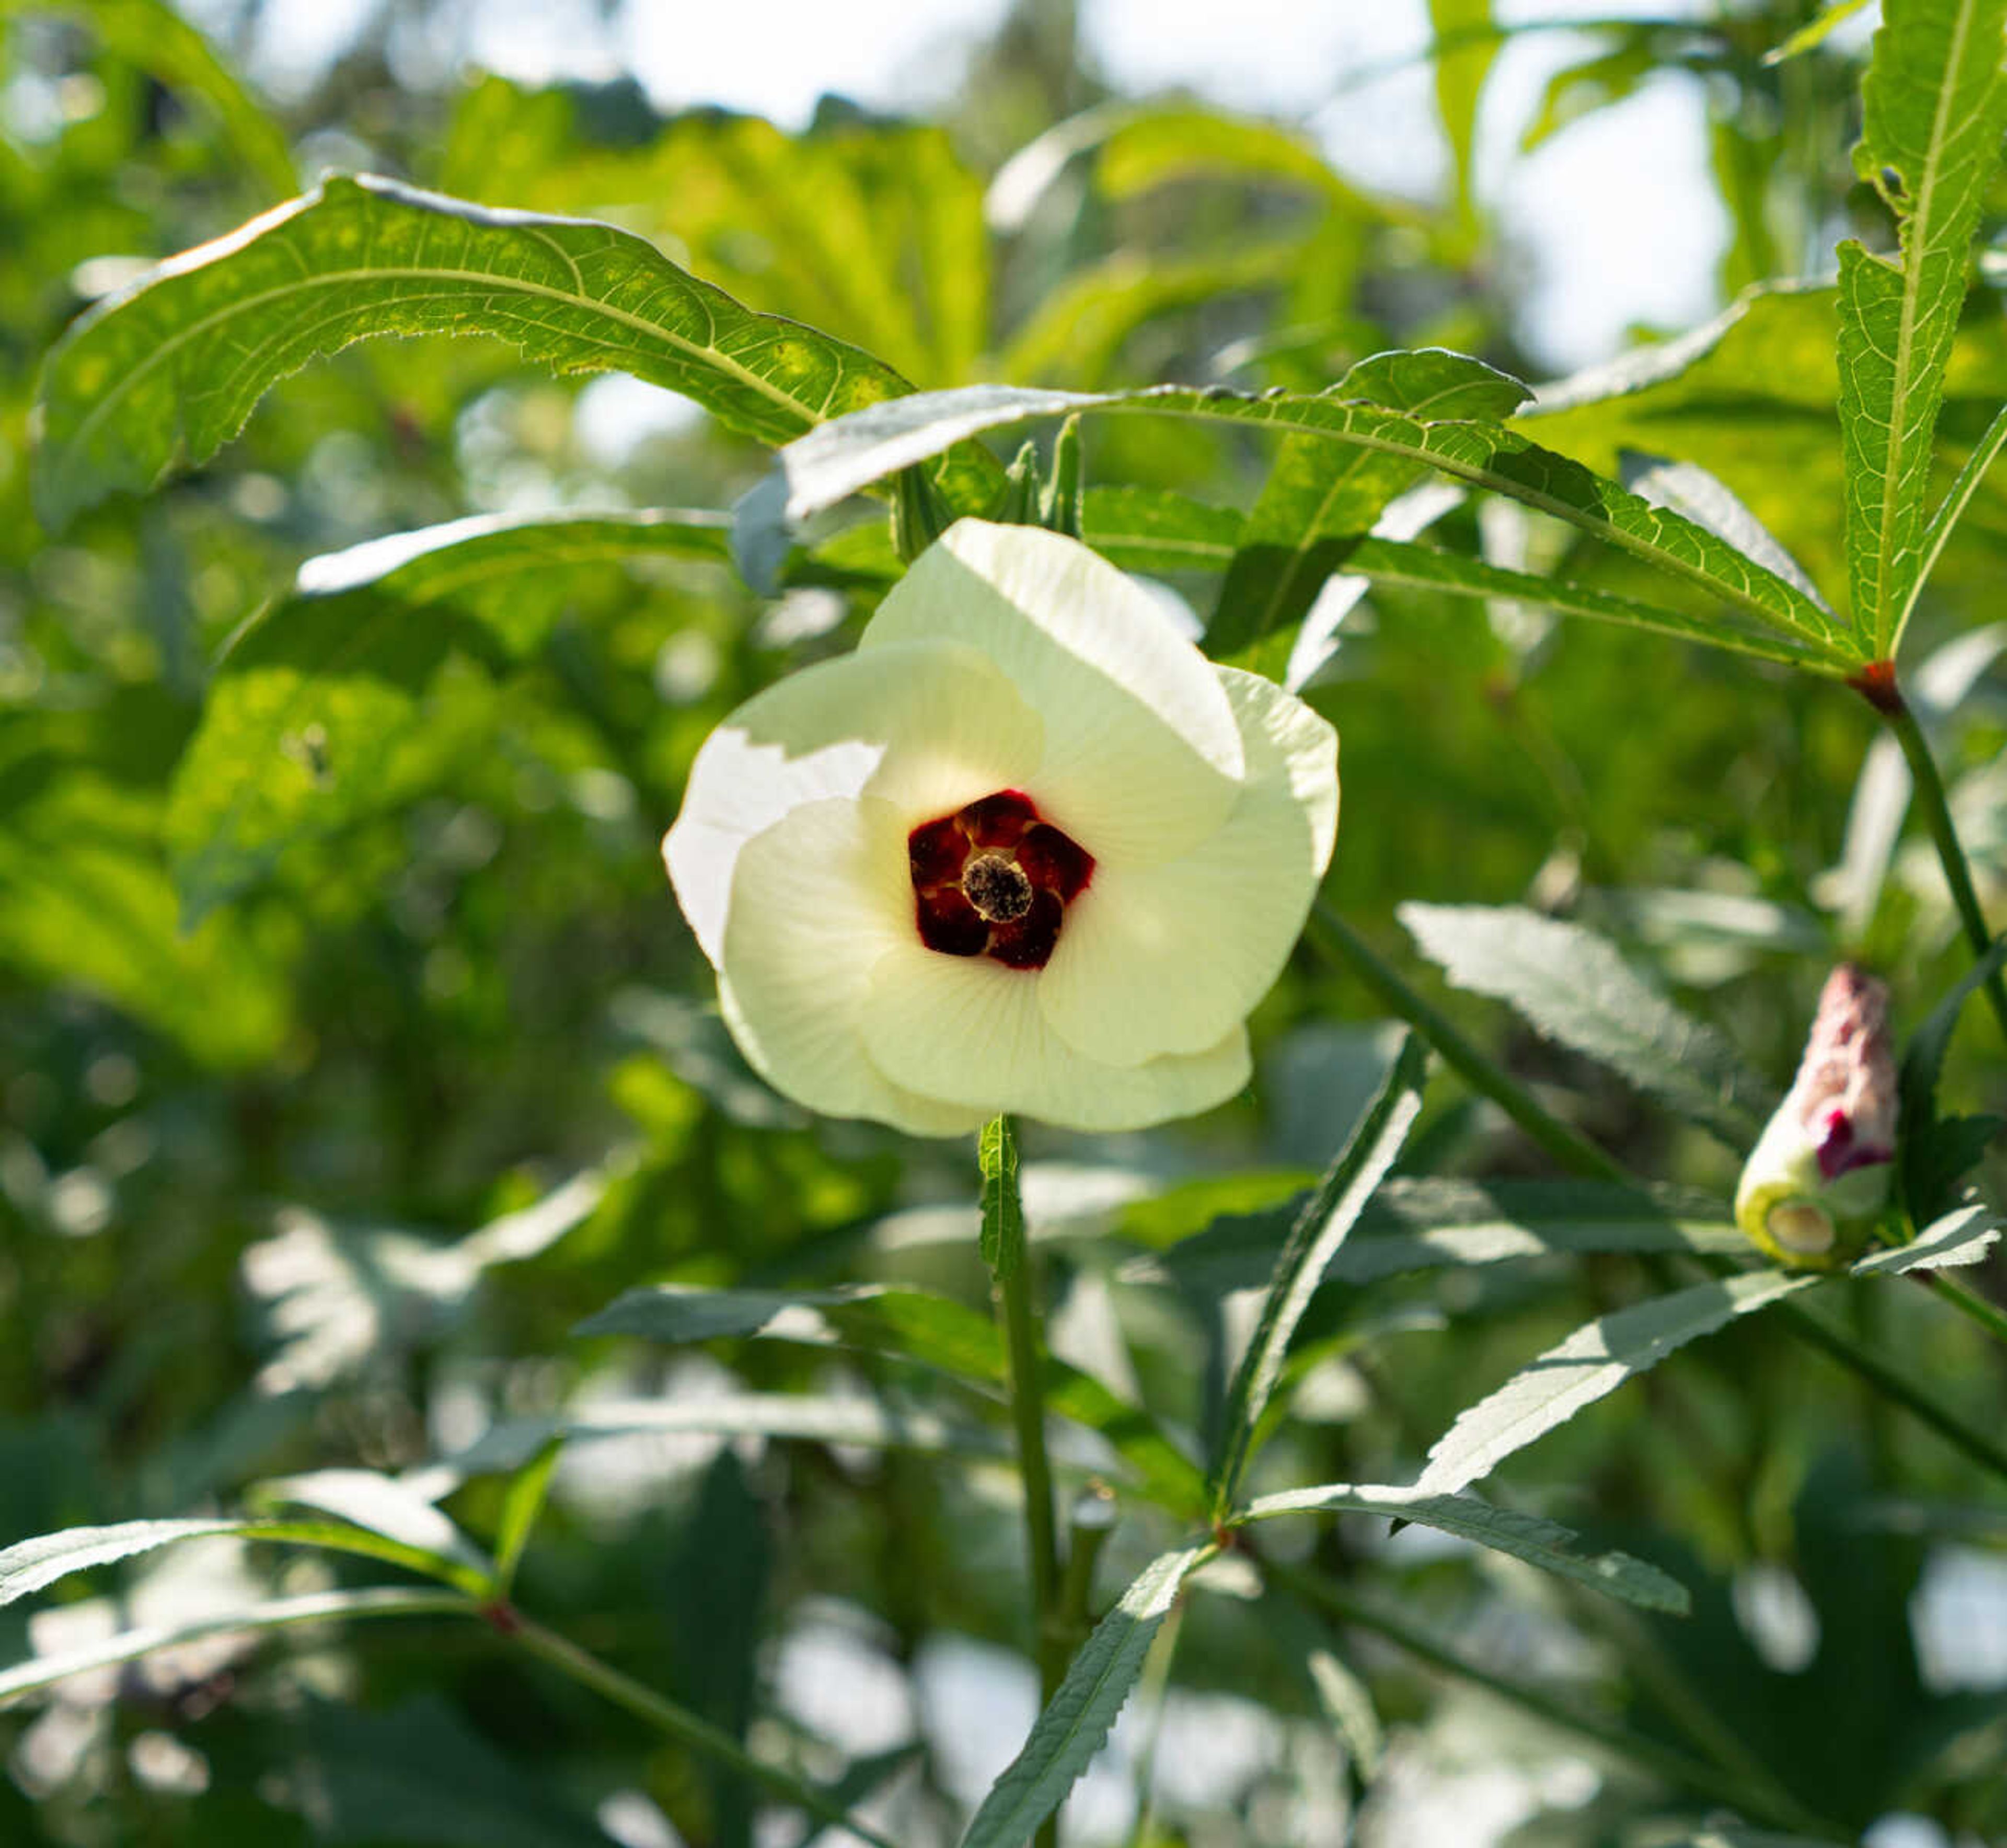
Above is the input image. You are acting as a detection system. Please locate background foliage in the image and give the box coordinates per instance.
[2,2,2006,1845]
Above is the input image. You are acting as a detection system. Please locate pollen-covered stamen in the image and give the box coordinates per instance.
[907,788,1094,970]
[964,852,1033,922]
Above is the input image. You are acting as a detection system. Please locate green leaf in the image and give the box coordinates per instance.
[576,1284,1207,1516]
[1342,536,1830,669]
[0,1585,472,1706]
[1127,1177,1749,1298]
[1095,109,1374,212]
[1854,1202,2004,1272]
[1838,0,2007,656]
[251,1470,498,1595]
[1899,936,2007,1219]
[1415,1268,1824,1495]
[1428,0,1498,228]
[0,1515,493,1608]
[33,173,1000,531]
[491,1443,561,1599]
[1206,350,1531,665]
[956,1544,1212,1848]
[2,0,298,201]
[979,1115,1025,1279]
[1236,1482,1690,1613]
[735,376,1854,662]
[1212,1034,1429,1513]
[165,509,728,921]
[1081,486,1246,572]
[1398,902,1778,1147]
[1764,0,1875,64]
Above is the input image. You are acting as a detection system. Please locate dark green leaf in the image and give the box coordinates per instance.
[1237,1482,1690,1613]
[1398,902,1778,1147]
[34,174,1000,531]
[956,1544,1212,1848]
[1898,935,2007,1220]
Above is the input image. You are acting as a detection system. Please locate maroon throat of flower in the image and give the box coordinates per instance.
[907,790,1094,971]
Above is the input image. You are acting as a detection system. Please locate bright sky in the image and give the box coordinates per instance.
[190,0,1882,372]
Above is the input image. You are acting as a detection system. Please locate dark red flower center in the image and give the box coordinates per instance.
[907,789,1094,972]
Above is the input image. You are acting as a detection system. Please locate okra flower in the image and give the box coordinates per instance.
[664,519,1340,1136]
[1735,964,1897,1265]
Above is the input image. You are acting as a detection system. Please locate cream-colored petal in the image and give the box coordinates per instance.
[717,797,987,1138]
[860,940,1252,1131]
[860,520,1243,867]
[1039,665,1339,1066]
[665,638,1042,963]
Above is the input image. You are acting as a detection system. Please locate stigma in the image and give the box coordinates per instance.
[907,790,1094,971]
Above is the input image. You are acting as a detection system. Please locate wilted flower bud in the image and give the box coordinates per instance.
[1735,965,1897,1266]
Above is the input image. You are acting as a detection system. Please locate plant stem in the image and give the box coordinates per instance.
[1308,904,1628,1183]
[1307,899,2007,1489]
[1925,1270,2007,1348]
[510,1614,902,1848]
[983,1114,1066,1848]
[1878,688,2007,1041]
[1265,1561,1845,1840]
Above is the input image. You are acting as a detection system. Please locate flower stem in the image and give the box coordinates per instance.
[1924,1270,2007,1349]
[509,1614,901,1848]
[1263,1561,1845,1839]
[982,1115,1066,1846]
[1877,686,2007,1041]
[1306,900,2007,1489]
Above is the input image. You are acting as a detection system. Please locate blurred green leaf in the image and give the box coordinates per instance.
[1428,0,1497,228]
[1398,902,1779,1147]
[164,509,730,920]
[576,1283,1207,1515]
[34,174,1001,531]
[956,1543,1212,1848]
[1838,0,2007,656]
[250,1469,497,1593]
[1898,937,2007,1220]
[1235,1482,1690,1612]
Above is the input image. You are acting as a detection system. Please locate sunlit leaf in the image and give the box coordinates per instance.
[1838,0,2007,656]
[1236,1482,1690,1612]
[34,174,1000,531]
[734,375,1854,662]
[1855,1203,2003,1272]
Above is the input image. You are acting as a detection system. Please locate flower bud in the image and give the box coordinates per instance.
[1735,965,1897,1267]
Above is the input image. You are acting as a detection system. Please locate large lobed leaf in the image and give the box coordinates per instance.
[33,174,1001,532]
[1398,902,1778,1147]
[1838,0,2007,657]
[734,375,1856,664]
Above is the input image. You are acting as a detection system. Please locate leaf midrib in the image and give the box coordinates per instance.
[1867,0,1982,653]
[54,257,829,499]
